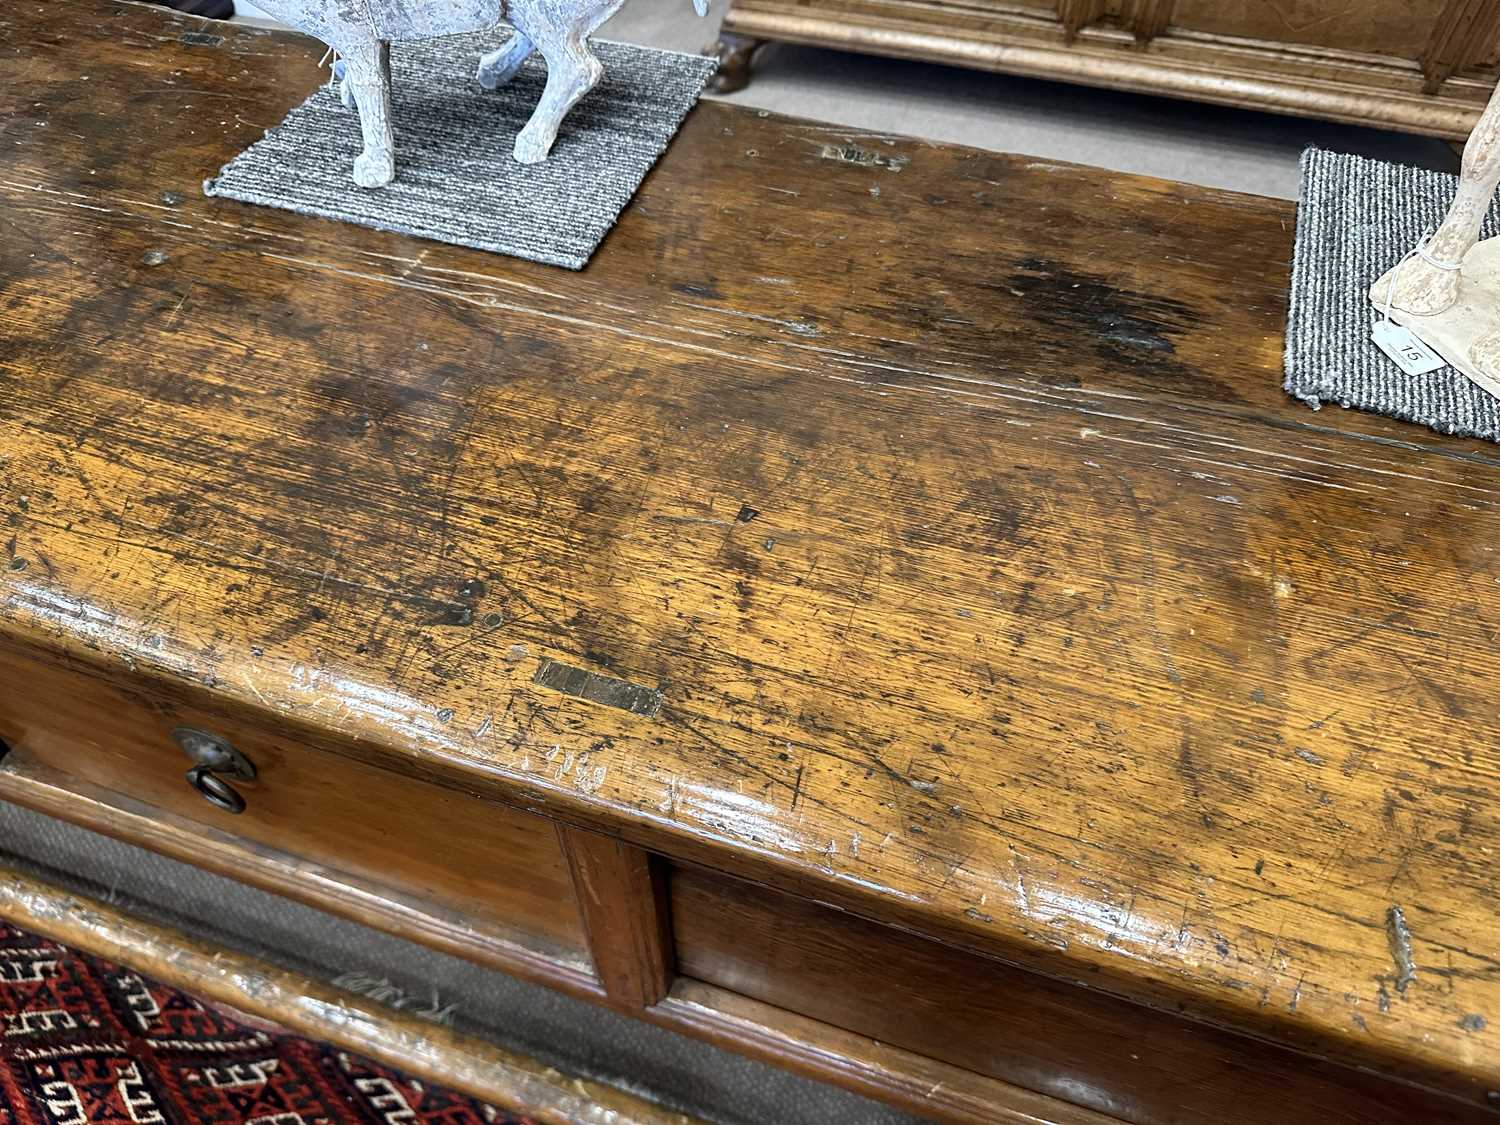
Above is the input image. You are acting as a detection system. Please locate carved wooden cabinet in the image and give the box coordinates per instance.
[713,0,1500,139]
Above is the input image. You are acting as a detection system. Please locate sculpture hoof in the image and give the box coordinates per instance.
[477,60,524,91]
[353,151,395,188]
[1388,257,1461,317]
[339,80,356,109]
[1470,330,1500,383]
[476,41,530,90]
[513,131,553,165]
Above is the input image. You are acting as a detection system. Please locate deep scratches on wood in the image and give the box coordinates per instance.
[2,4,1500,1117]
[1387,904,1418,995]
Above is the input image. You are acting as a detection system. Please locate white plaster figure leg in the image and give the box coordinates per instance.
[476,31,535,89]
[1473,331,1500,380]
[341,39,396,188]
[507,0,624,164]
[1370,79,1500,391]
[579,0,630,38]
[336,59,356,109]
[242,0,706,183]
[1392,83,1500,318]
[1461,92,1500,380]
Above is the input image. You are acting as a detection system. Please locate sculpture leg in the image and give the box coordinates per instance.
[1392,85,1500,315]
[1470,330,1500,382]
[344,39,395,188]
[580,0,627,36]
[509,0,624,164]
[477,31,534,90]
[335,59,357,109]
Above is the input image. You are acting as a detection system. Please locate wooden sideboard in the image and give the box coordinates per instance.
[3,3,1500,1122]
[712,0,1500,140]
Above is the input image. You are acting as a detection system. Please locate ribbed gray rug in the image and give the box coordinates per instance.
[205,32,716,269]
[1286,147,1500,442]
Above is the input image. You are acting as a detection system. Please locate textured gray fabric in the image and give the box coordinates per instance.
[0,798,925,1125]
[1286,147,1500,442]
[204,31,716,268]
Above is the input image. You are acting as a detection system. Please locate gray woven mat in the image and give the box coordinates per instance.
[204,32,716,269]
[1286,147,1500,442]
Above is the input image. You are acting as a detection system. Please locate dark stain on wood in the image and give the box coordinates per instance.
[1002,257,1201,362]
[533,660,664,718]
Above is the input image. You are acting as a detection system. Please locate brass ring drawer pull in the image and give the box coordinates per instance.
[173,727,256,815]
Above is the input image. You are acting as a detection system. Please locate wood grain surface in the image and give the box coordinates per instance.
[560,827,674,1008]
[2,0,1499,1112]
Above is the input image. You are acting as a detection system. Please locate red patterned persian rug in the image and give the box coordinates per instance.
[0,921,532,1124]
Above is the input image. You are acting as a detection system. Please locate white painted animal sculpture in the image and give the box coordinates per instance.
[1374,82,1500,394]
[252,0,708,187]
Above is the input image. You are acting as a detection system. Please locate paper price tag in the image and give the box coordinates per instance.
[1372,320,1448,376]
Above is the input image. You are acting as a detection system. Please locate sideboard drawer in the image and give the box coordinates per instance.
[669,866,1488,1124]
[0,639,587,961]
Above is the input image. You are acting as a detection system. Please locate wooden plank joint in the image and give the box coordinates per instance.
[1058,0,1106,42]
[560,827,675,1009]
[1424,0,1500,92]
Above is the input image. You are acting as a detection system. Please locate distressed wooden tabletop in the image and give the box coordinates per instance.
[3,0,1499,1107]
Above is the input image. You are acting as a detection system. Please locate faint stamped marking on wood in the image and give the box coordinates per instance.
[533,659,663,717]
[177,31,224,47]
[819,143,910,172]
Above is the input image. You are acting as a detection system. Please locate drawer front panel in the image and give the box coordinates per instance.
[0,640,587,959]
[669,865,1483,1124]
